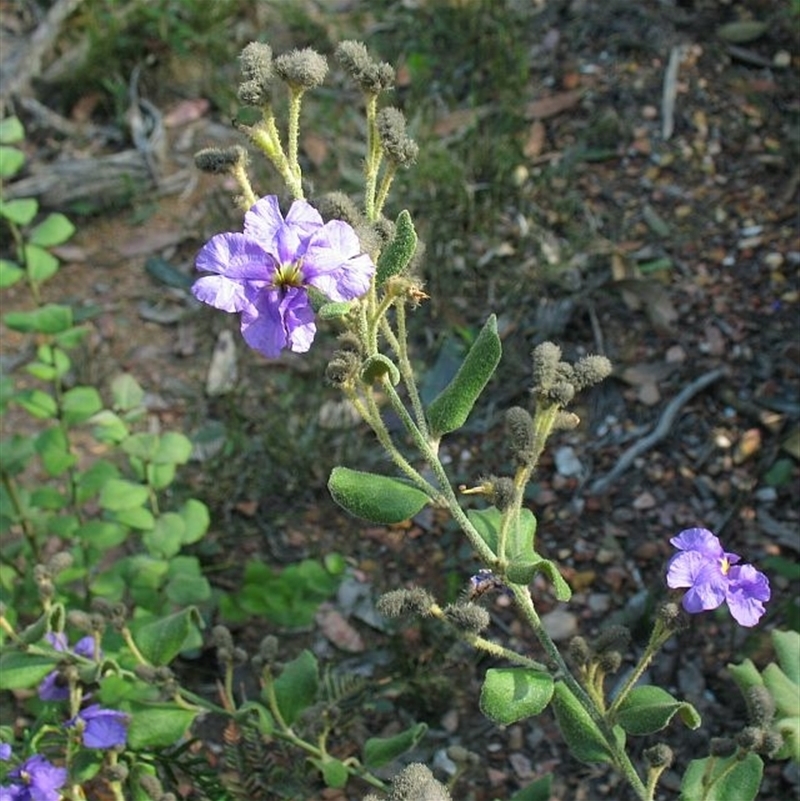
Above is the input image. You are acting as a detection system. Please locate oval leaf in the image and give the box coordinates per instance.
[133,607,202,666]
[126,703,198,749]
[680,753,763,801]
[479,668,554,725]
[552,681,614,764]
[376,209,418,285]
[273,650,319,726]
[615,685,700,735]
[427,314,502,437]
[328,466,430,524]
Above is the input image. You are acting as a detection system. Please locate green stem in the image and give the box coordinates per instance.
[363,94,381,220]
[1,470,39,563]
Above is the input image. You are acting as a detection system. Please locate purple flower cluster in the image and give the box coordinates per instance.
[68,705,128,749]
[38,632,98,702]
[193,196,375,358]
[0,755,67,801]
[666,527,771,627]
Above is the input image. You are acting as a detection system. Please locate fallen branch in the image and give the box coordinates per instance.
[588,367,727,495]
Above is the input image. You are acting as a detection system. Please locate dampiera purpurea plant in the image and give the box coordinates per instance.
[1,34,796,801]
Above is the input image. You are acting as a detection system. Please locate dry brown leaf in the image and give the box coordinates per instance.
[302,133,328,167]
[524,89,582,120]
[523,120,546,159]
[315,604,365,652]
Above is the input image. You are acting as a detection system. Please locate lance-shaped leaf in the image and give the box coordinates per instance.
[479,668,554,725]
[467,505,536,562]
[552,681,616,764]
[376,209,417,285]
[427,314,501,437]
[363,722,428,769]
[328,466,430,524]
[613,685,701,735]
[273,650,319,726]
[680,753,763,801]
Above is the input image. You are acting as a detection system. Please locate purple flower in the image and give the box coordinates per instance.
[1,755,67,801]
[193,195,375,358]
[666,527,771,627]
[68,705,128,749]
[38,633,98,702]
[0,744,10,761]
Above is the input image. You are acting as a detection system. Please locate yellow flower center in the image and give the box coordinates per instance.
[274,260,303,289]
[721,557,730,575]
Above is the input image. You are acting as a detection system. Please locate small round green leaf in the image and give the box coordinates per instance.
[29,213,76,247]
[479,668,554,724]
[99,478,149,511]
[328,466,430,524]
[680,753,763,801]
[0,197,37,225]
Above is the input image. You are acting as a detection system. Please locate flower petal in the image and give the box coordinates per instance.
[669,527,724,558]
[242,195,286,243]
[193,275,252,313]
[725,564,771,627]
[240,290,288,358]
[197,233,275,280]
[304,221,375,301]
[279,288,316,353]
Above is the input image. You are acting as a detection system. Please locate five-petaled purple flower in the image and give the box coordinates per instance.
[193,195,375,358]
[0,755,67,801]
[666,527,770,627]
[68,705,128,749]
[38,633,98,702]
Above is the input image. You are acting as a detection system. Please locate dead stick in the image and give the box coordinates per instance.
[588,367,727,495]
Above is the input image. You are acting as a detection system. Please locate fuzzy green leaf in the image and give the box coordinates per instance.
[773,630,800,688]
[614,685,701,735]
[317,757,349,789]
[143,512,185,559]
[328,466,430,524]
[0,651,57,688]
[62,386,103,425]
[363,722,428,769]
[552,681,615,764]
[0,197,37,225]
[111,373,145,412]
[479,668,554,724]
[273,650,319,726]
[427,314,502,437]
[0,258,23,288]
[763,662,800,719]
[680,753,762,801]
[98,479,149,511]
[126,704,198,749]
[4,304,72,334]
[179,498,210,544]
[14,389,57,419]
[23,244,60,285]
[361,354,401,385]
[0,117,24,144]
[132,607,202,666]
[376,209,418,285]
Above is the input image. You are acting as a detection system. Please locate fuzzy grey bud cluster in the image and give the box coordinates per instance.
[530,341,611,408]
[194,146,248,175]
[336,40,395,94]
[376,587,435,618]
[362,763,451,801]
[238,42,274,105]
[275,48,329,91]
[376,107,419,168]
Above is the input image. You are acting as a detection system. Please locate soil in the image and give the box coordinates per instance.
[1,1,798,800]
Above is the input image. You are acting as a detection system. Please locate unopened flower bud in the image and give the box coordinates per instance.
[377,588,435,618]
[745,685,775,727]
[657,601,683,630]
[505,406,534,466]
[737,726,764,751]
[573,354,612,390]
[553,410,581,430]
[643,743,673,768]
[195,146,248,175]
[240,42,273,82]
[46,552,73,576]
[531,342,561,391]
[388,763,451,800]
[761,730,784,756]
[597,650,622,674]
[106,763,129,782]
[139,773,165,798]
[312,192,362,227]
[326,350,360,387]
[212,625,234,650]
[67,610,93,631]
[376,107,418,167]
[134,665,159,682]
[275,48,328,90]
[259,635,279,663]
[232,647,248,665]
[335,41,395,94]
[568,636,592,667]
[443,602,490,634]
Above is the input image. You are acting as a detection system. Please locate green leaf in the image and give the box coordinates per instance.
[76,520,129,550]
[467,506,538,563]
[680,753,763,801]
[552,681,614,764]
[30,486,67,510]
[179,498,210,544]
[479,668,554,725]
[14,389,57,419]
[111,506,155,530]
[363,722,428,769]
[0,146,25,179]
[29,213,76,247]
[763,663,800,718]
[146,462,176,490]
[165,565,211,606]
[614,685,701,735]
[99,478,149,511]
[361,354,401,385]
[4,304,72,334]
[132,607,202,666]
[773,630,800,688]
[507,774,553,801]
[316,757,349,789]
[35,426,77,476]
[61,386,103,425]
[0,197,37,225]
[75,459,121,503]
[376,209,418,285]
[54,325,90,349]
[272,650,319,726]
[154,431,192,464]
[0,259,23,288]
[122,433,160,462]
[89,410,130,444]
[111,373,145,412]
[318,300,354,320]
[328,466,430,524]
[426,314,502,437]
[143,512,185,559]
[126,703,198,749]
[0,434,35,473]
[0,651,57,688]
[23,244,59,285]
[0,117,24,144]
